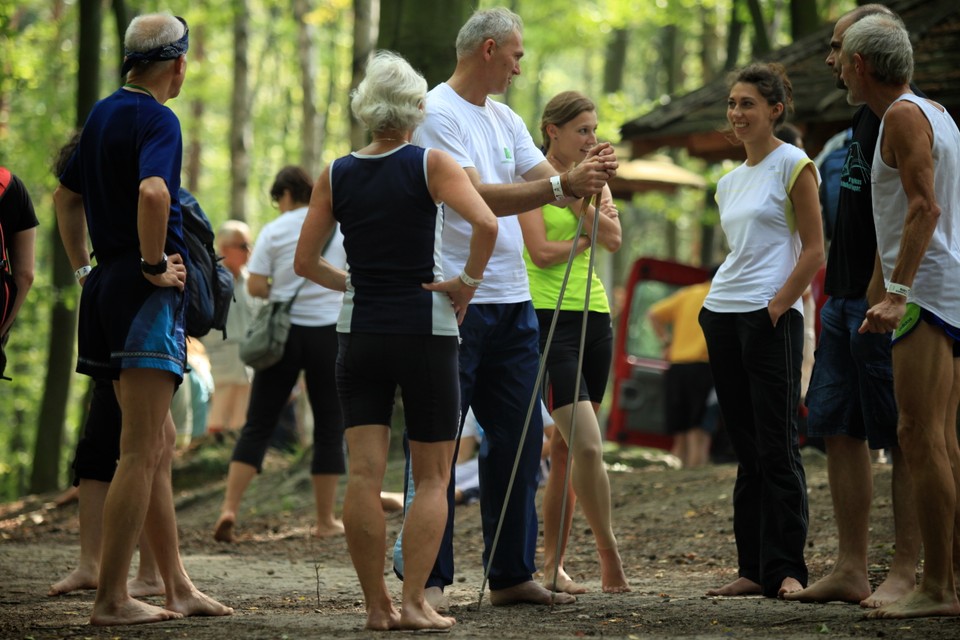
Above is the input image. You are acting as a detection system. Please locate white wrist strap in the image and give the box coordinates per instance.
[459,270,483,287]
[886,281,911,297]
[74,265,92,281]
[549,175,564,201]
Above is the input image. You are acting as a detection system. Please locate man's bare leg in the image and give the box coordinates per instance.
[786,435,873,603]
[138,410,232,619]
[399,440,456,630]
[342,426,400,630]
[687,427,712,469]
[540,430,583,594]
[311,473,344,538]
[869,324,960,619]
[861,445,920,608]
[129,530,164,598]
[945,360,960,595]
[90,371,184,625]
[49,479,108,596]
[213,461,257,542]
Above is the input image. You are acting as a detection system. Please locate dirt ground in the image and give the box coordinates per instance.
[2,443,958,639]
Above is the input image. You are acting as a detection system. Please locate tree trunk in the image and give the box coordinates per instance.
[603,28,629,94]
[746,0,771,56]
[351,0,380,150]
[30,0,104,494]
[790,0,820,40]
[230,0,251,222]
[378,0,472,89]
[725,0,744,71]
[185,25,205,194]
[295,0,321,176]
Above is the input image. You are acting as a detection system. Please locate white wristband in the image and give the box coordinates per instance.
[74,265,92,281]
[886,282,911,297]
[459,270,483,287]
[549,175,564,201]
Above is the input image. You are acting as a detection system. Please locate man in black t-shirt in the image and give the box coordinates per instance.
[785,4,920,609]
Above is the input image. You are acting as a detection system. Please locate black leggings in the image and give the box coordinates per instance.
[231,324,345,475]
[535,310,612,409]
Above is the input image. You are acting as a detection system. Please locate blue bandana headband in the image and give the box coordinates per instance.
[120,16,189,77]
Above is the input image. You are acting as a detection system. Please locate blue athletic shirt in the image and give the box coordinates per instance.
[330,143,458,336]
[60,88,186,263]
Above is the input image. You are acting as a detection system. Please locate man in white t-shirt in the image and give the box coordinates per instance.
[393,7,617,609]
[842,15,960,619]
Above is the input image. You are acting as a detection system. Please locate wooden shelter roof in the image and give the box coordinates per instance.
[619,0,960,162]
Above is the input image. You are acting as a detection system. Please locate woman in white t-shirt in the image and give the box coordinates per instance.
[213,166,347,544]
[698,63,824,600]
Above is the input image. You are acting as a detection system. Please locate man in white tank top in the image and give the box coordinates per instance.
[841,14,960,619]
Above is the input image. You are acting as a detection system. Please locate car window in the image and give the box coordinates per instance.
[626,280,681,360]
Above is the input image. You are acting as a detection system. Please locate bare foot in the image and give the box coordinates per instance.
[490,580,576,606]
[425,586,451,613]
[166,586,233,618]
[48,567,98,596]
[783,570,871,603]
[213,513,235,543]
[778,576,804,598]
[366,604,402,630]
[53,486,79,507]
[706,577,762,597]
[128,576,165,598]
[542,566,587,595]
[400,597,456,630]
[313,519,345,538]
[91,596,183,626]
[599,547,631,594]
[860,574,915,609]
[864,587,960,619]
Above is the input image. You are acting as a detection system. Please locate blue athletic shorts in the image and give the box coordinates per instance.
[77,255,186,382]
[335,332,460,443]
[893,302,960,357]
[805,296,898,449]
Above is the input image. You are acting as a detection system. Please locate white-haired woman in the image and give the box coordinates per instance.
[295,50,498,631]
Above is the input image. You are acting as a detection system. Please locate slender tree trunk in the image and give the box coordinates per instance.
[230,0,251,221]
[603,28,629,94]
[318,24,337,160]
[30,0,104,494]
[661,24,682,260]
[725,0,744,71]
[185,25,205,194]
[295,0,321,176]
[746,0,771,56]
[351,0,379,149]
[790,0,820,39]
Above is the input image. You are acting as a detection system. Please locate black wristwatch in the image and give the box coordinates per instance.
[140,253,168,276]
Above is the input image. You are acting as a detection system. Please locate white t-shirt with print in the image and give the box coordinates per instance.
[413,82,545,304]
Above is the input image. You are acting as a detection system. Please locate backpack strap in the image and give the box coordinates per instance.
[284,228,336,310]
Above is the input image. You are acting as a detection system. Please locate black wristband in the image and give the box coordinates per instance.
[140,253,168,276]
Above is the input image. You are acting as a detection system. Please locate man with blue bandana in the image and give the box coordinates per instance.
[55,13,231,626]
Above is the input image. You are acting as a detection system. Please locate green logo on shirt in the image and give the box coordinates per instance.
[503,147,512,161]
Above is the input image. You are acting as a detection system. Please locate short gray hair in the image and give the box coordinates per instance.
[351,51,427,133]
[124,13,185,52]
[842,14,913,85]
[217,220,251,247]
[455,8,523,60]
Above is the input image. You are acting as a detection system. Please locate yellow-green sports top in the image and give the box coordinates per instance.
[523,203,610,313]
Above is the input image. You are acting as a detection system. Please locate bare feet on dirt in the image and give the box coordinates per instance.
[380,492,404,512]
[399,598,456,630]
[128,576,165,598]
[166,586,233,618]
[860,574,915,609]
[365,603,402,630]
[864,588,960,619]
[706,577,762,597]
[213,513,235,542]
[424,586,451,613]
[778,576,803,598]
[490,580,576,606]
[313,518,345,538]
[48,567,98,596]
[90,597,183,626]
[541,566,587,595]
[599,546,631,593]
[783,570,871,603]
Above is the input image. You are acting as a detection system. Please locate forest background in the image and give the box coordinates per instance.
[0,0,856,502]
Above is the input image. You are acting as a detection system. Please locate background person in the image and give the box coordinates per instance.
[213,165,346,542]
[519,90,627,595]
[294,50,497,630]
[698,62,824,599]
[0,167,38,377]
